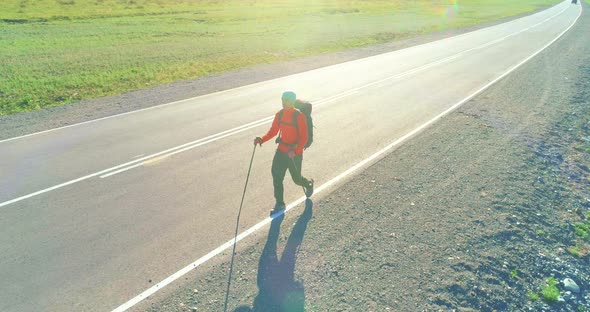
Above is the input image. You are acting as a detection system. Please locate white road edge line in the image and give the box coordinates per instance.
[0,2,571,208]
[111,4,582,311]
[0,1,567,145]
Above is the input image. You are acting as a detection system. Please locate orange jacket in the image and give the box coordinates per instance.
[261,108,308,155]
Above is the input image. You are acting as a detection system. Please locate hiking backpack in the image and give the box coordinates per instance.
[277,99,314,148]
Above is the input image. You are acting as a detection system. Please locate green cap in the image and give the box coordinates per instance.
[281,91,296,103]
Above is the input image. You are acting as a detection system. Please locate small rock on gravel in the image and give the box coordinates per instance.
[563,278,580,293]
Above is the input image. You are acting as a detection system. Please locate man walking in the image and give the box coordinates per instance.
[254,91,314,216]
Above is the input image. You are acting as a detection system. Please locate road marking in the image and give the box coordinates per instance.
[0,2,572,207]
[143,156,168,166]
[111,3,582,311]
[0,116,273,208]
[98,91,361,178]
[0,1,566,145]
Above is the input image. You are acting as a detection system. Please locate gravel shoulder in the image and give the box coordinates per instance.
[142,2,590,312]
[0,4,559,141]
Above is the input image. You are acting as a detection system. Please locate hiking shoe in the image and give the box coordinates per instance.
[270,202,286,216]
[304,179,314,198]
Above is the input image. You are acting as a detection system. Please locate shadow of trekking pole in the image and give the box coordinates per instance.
[234,199,313,312]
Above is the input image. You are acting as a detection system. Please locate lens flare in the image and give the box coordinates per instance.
[439,0,460,18]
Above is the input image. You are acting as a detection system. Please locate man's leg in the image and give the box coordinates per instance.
[271,150,289,205]
[288,154,314,197]
[288,154,311,188]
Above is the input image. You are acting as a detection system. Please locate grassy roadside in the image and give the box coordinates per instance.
[0,0,560,115]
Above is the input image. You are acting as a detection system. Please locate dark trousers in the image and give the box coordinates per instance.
[271,150,311,204]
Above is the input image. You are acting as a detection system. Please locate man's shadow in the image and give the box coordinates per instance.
[234,199,313,312]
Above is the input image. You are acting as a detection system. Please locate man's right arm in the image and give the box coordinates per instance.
[260,112,280,144]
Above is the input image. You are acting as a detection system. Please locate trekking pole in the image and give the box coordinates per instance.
[223,144,257,312]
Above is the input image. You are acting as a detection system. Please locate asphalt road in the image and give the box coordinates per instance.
[0,1,582,311]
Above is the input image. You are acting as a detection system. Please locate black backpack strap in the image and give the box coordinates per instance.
[278,109,284,124]
[275,109,300,147]
[277,109,299,128]
[292,109,299,131]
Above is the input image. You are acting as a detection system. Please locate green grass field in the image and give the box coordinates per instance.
[0,0,561,115]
